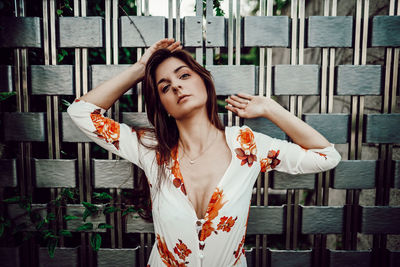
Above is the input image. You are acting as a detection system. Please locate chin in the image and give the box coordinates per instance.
[172,102,207,120]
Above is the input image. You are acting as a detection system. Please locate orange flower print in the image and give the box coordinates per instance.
[199,220,217,242]
[235,128,257,167]
[316,152,327,160]
[157,234,188,267]
[217,216,237,232]
[170,146,187,195]
[260,149,281,173]
[173,239,192,261]
[199,188,227,243]
[233,235,246,265]
[90,109,120,149]
[74,98,80,102]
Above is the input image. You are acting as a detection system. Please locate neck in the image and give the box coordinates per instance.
[175,108,219,155]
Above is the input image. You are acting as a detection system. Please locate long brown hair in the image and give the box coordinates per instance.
[133,48,224,220]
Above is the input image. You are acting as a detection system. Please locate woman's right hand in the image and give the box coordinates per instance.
[138,38,182,67]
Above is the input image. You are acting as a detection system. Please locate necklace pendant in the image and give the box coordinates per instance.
[189,160,195,164]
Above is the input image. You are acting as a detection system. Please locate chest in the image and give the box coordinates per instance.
[178,143,232,220]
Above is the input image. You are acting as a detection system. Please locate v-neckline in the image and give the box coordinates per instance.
[175,127,234,221]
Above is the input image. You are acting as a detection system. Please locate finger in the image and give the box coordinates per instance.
[237,93,253,100]
[225,105,239,114]
[225,97,247,109]
[171,45,183,52]
[230,95,250,104]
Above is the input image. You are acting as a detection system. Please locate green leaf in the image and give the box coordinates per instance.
[90,233,102,251]
[56,9,63,16]
[63,215,79,221]
[43,230,57,239]
[0,92,17,102]
[76,222,93,231]
[103,206,119,215]
[36,220,46,230]
[122,207,137,216]
[93,192,112,201]
[82,209,91,222]
[2,196,21,203]
[61,99,72,108]
[47,238,58,258]
[82,201,98,212]
[98,223,113,229]
[59,230,72,237]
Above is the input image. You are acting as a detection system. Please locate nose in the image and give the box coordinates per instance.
[171,83,183,94]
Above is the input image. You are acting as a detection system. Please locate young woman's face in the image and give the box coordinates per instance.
[155,57,208,120]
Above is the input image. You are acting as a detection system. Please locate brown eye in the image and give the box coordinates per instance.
[161,84,170,93]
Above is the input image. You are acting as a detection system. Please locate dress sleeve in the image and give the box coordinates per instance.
[67,99,154,170]
[255,131,341,174]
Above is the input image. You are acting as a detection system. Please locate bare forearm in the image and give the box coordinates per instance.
[79,62,145,110]
[263,100,331,149]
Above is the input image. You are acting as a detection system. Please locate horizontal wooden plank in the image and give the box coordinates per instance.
[274,65,320,95]
[59,17,103,47]
[328,250,372,267]
[303,113,349,144]
[206,16,226,47]
[34,159,76,188]
[2,112,46,142]
[394,160,400,189]
[336,65,382,95]
[120,16,165,47]
[360,206,400,234]
[0,159,17,187]
[271,172,316,190]
[332,160,376,189]
[247,206,285,234]
[30,65,74,95]
[243,117,286,140]
[364,114,400,144]
[0,17,41,47]
[38,247,79,267]
[301,206,344,234]
[183,16,202,47]
[307,16,353,47]
[244,16,290,47]
[93,159,134,189]
[97,248,139,267]
[0,65,13,92]
[270,249,312,267]
[371,16,400,47]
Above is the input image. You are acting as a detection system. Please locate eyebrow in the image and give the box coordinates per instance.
[157,65,189,86]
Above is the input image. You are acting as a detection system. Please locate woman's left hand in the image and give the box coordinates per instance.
[225,93,271,119]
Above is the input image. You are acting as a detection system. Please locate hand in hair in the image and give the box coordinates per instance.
[138,38,182,67]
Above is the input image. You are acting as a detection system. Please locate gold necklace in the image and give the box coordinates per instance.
[179,129,219,164]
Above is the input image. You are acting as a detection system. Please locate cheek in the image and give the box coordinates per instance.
[159,93,175,112]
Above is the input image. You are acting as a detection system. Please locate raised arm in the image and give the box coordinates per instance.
[225,93,330,149]
[79,38,182,110]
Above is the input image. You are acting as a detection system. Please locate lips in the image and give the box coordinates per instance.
[177,95,190,104]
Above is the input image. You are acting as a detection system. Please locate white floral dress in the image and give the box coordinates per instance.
[67,99,341,267]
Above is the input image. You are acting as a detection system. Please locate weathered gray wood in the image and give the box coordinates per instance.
[206,65,257,95]
[3,112,45,142]
[0,65,13,92]
[364,114,400,144]
[274,65,320,95]
[271,172,316,189]
[244,16,290,47]
[371,16,400,47]
[244,117,286,140]
[0,247,21,267]
[7,204,47,231]
[184,16,202,47]
[394,160,400,189]
[270,249,312,267]
[328,250,372,267]
[30,65,74,95]
[93,159,134,189]
[332,160,376,189]
[61,112,92,142]
[120,16,165,47]
[65,204,106,232]
[301,206,344,234]
[122,112,152,128]
[247,206,285,234]
[206,16,226,47]
[303,113,349,144]
[59,17,103,48]
[38,247,79,267]
[307,16,353,47]
[360,206,400,234]
[336,65,382,95]
[91,65,131,91]
[125,210,155,233]
[0,17,41,47]
[34,159,76,188]
[0,159,17,187]
[97,248,139,267]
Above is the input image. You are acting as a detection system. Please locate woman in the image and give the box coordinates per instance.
[67,38,341,266]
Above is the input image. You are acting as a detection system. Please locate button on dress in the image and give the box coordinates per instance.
[67,99,342,267]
